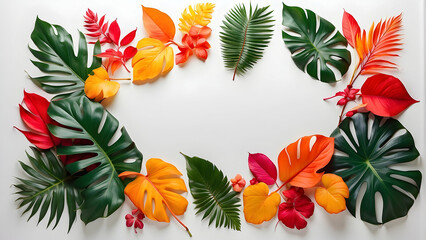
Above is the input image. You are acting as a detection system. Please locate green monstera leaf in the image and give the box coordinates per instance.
[282,3,351,83]
[327,113,421,224]
[29,17,101,98]
[14,147,82,232]
[47,96,143,224]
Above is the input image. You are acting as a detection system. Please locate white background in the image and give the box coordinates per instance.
[0,0,425,239]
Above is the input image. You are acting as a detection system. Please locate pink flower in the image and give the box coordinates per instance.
[125,209,145,233]
[230,174,246,192]
[324,85,360,106]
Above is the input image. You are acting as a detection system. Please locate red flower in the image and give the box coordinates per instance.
[230,174,246,192]
[278,187,314,230]
[125,209,145,233]
[324,85,360,106]
[176,26,212,64]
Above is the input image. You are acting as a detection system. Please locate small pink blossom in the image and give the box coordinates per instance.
[230,174,246,192]
[125,209,145,233]
[324,85,360,106]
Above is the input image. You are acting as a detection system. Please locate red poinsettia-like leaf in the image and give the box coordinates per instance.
[120,29,137,46]
[108,20,121,45]
[15,91,60,149]
[278,187,314,230]
[342,10,360,48]
[248,153,277,185]
[361,74,418,117]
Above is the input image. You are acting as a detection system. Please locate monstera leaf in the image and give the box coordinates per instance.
[29,17,101,98]
[282,3,351,83]
[327,113,421,224]
[14,147,82,232]
[47,96,143,224]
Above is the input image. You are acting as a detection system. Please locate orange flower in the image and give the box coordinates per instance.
[230,174,246,192]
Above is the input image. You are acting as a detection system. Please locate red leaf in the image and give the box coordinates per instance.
[278,187,314,230]
[15,91,60,149]
[248,153,277,185]
[123,46,137,61]
[120,29,137,46]
[342,10,360,48]
[361,74,419,117]
[96,49,123,59]
[108,20,121,45]
[110,60,122,75]
[175,48,192,65]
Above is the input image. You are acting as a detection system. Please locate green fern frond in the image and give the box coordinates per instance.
[220,3,274,80]
[14,147,82,232]
[183,154,241,231]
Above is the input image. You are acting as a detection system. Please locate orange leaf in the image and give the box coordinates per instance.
[315,174,349,214]
[142,6,175,42]
[84,67,120,102]
[119,158,188,223]
[278,135,334,188]
[243,182,281,224]
[354,14,402,75]
[132,38,174,83]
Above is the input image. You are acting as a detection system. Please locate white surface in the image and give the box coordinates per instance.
[0,0,425,239]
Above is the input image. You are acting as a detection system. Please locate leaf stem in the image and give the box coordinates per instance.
[109,78,131,81]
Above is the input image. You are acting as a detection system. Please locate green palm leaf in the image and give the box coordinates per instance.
[14,147,82,232]
[282,3,351,83]
[47,96,143,224]
[183,154,241,231]
[327,113,421,224]
[29,17,101,98]
[220,3,274,80]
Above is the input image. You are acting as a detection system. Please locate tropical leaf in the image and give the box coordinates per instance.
[361,74,418,117]
[119,158,191,236]
[278,135,335,188]
[315,173,349,214]
[132,38,174,83]
[142,6,175,43]
[354,13,402,75]
[183,154,241,230]
[29,17,101,98]
[14,147,82,232]
[179,3,216,33]
[282,3,351,83]
[84,67,120,102]
[243,182,281,224]
[220,3,274,80]
[327,113,422,224]
[47,96,143,224]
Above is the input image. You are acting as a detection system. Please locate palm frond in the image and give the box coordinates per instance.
[220,3,274,80]
[14,147,82,232]
[183,154,241,231]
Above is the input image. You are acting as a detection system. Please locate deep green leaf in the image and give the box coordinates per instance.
[326,113,421,224]
[14,147,81,232]
[47,96,143,224]
[220,3,274,80]
[183,154,241,231]
[282,3,351,83]
[29,17,101,97]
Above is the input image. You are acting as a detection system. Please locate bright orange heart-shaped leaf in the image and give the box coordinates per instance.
[243,182,281,224]
[84,67,120,102]
[278,135,334,188]
[142,6,175,42]
[132,38,174,83]
[119,158,188,223]
[315,173,349,214]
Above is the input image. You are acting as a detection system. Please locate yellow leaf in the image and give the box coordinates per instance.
[84,67,120,102]
[132,38,174,83]
[315,173,349,214]
[119,158,188,222]
[243,182,281,224]
[178,3,215,33]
